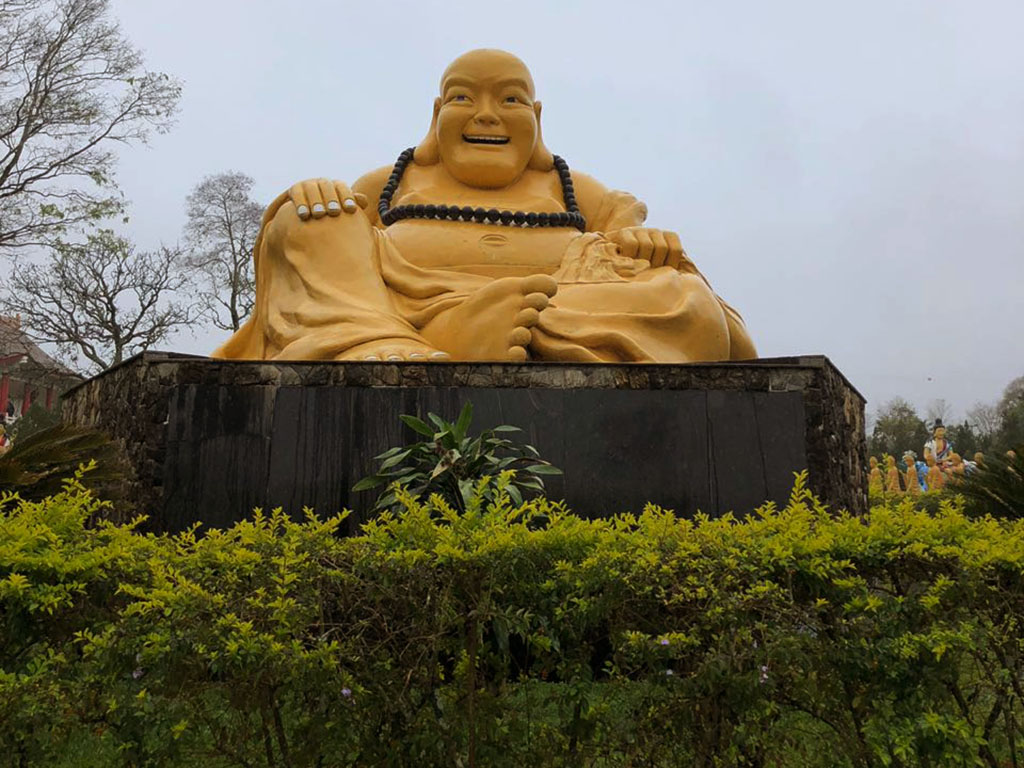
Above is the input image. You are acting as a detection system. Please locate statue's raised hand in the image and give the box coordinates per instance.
[605,227,697,275]
[288,178,369,220]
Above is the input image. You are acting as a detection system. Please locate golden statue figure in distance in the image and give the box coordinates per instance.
[885,455,902,493]
[213,49,756,363]
[903,452,920,496]
[868,456,883,493]
[925,455,945,491]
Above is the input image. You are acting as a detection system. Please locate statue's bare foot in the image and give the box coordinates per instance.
[421,275,558,361]
[338,339,451,362]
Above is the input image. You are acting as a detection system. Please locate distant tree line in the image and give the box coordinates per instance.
[868,376,1024,459]
[0,0,262,374]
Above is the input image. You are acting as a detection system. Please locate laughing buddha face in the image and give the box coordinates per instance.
[432,50,543,189]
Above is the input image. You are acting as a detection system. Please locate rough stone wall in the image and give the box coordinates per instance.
[62,353,867,530]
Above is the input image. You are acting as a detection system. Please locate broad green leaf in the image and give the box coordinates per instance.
[399,415,434,436]
[454,401,474,441]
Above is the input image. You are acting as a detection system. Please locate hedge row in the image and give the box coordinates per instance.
[2,472,1023,767]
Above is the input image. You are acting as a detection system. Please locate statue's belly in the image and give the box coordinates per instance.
[384,220,578,278]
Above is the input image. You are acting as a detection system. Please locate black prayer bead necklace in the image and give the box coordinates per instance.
[377,147,586,232]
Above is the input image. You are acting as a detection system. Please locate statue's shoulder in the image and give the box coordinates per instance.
[353,165,393,199]
[567,169,647,231]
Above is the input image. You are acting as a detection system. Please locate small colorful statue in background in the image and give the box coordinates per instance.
[924,419,954,469]
[0,424,10,456]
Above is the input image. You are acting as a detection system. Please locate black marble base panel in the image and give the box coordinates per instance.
[62,353,866,534]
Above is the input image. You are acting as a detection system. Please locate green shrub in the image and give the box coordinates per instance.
[2,473,1024,766]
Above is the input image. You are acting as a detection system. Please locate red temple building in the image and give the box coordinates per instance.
[0,316,81,424]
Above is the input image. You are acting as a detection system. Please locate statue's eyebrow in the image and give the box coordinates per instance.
[442,76,533,96]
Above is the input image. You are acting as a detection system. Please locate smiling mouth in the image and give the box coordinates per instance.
[463,135,510,145]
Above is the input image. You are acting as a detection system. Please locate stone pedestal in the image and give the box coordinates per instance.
[62,353,866,533]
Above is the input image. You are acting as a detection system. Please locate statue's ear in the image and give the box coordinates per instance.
[414,98,441,165]
[528,100,554,171]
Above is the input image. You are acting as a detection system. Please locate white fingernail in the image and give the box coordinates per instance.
[364,355,379,361]
[327,200,341,212]
[342,198,358,213]
[312,203,325,214]
[296,205,310,218]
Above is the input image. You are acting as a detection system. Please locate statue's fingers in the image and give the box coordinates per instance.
[664,231,684,270]
[616,230,640,260]
[318,179,342,216]
[633,229,655,263]
[648,230,669,267]
[289,182,311,220]
[331,180,361,214]
[305,179,328,218]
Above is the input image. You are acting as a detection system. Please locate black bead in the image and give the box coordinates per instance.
[558,212,571,226]
[537,213,550,226]
[414,204,426,216]
[461,206,473,220]
[486,208,501,222]
[435,204,449,218]
[473,207,487,222]
[499,210,514,224]
[394,206,407,220]
[378,201,389,212]
[564,195,577,207]
[424,204,437,218]
[526,212,538,226]
[513,211,526,225]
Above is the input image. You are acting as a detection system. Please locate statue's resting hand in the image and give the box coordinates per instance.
[287,178,369,220]
[605,227,697,275]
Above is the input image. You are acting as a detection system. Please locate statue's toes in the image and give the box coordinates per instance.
[507,345,528,362]
[508,326,532,348]
[521,274,558,298]
[522,292,551,312]
[513,307,541,328]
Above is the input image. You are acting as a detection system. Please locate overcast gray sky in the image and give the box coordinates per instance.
[107,0,1023,418]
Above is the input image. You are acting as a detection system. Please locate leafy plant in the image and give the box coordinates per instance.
[353,401,561,513]
[947,445,1024,518]
[0,422,129,504]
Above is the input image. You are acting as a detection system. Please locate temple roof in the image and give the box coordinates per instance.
[0,316,81,384]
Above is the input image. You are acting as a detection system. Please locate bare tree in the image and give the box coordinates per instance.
[184,171,262,331]
[926,398,952,426]
[967,401,1001,441]
[0,0,181,251]
[0,229,194,372]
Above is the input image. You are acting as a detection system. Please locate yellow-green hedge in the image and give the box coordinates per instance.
[2,472,1023,767]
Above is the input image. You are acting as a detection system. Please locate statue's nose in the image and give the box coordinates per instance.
[473,103,500,126]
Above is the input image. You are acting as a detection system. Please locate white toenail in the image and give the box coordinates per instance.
[342,198,358,213]
[296,205,310,218]
[312,203,325,213]
[386,355,402,361]
[409,353,426,359]
[364,355,379,361]
[430,352,450,359]
[327,200,341,212]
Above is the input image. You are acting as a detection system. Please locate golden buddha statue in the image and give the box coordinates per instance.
[213,49,756,363]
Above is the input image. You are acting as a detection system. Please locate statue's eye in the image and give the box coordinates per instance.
[452,94,468,102]
[504,96,519,103]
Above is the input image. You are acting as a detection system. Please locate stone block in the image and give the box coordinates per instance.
[62,353,867,533]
